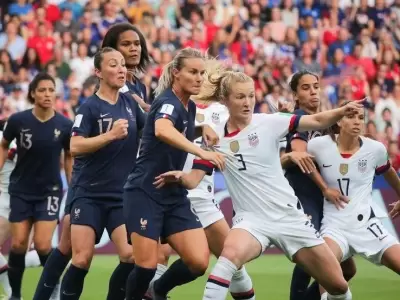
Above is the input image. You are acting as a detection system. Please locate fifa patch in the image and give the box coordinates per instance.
[248,132,259,147]
[358,159,367,173]
[339,163,348,175]
[196,113,205,123]
[160,104,174,115]
[230,140,240,153]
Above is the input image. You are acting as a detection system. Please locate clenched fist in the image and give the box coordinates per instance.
[109,119,129,140]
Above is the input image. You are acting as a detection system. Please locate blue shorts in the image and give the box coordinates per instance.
[9,191,63,223]
[124,188,202,242]
[298,197,323,231]
[70,197,124,244]
[64,187,75,215]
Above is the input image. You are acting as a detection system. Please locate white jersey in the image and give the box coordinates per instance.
[307,135,390,228]
[198,113,302,220]
[183,103,229,200]
[0,131,16,193]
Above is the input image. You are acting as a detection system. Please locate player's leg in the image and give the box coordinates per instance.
[60,199,103,300]
[0,212,11,298]
[25,227,41,268]
[340,258,357,281]
[106,205,135,300]
[124,189,162,300]
[149,199,209,299]
[381,244,400,274]
[33,214,72,300]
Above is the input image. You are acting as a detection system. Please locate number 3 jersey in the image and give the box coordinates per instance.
[194,113,302,220]
[307,135,390,228]
[183,102,229,200]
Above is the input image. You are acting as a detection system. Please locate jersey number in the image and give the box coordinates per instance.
[234,154,247,171]
[20,132,32,150]
[47,196,60,216]
[97,118,113,133]
[367,222,386,240]
[337,178,350,196]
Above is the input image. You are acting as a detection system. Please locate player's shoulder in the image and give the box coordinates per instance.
[308,135,333,149]
[293,109,308,116]
[54,112,73,127]
[360,136,386,152]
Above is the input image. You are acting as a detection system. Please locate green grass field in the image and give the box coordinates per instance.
[15,255,399,299]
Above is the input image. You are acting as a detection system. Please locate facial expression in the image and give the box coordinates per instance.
[294,74,320,110]
[224,81,255,122]
[96,50,127,89]
[31,80,56,109]
[117,30,142,68]
[338,107,365,137]
[173,58,205,95]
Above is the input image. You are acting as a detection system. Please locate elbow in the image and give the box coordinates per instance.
[69,143,82,157]
[155,125,168,140]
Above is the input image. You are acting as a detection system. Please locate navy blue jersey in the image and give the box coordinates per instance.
[71,93,146,199]
[124,88,196,203]
[121,78,148,104]
[285,109,324,202]
[3,109,73,197]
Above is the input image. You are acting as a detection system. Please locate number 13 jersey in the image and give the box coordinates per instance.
[307,135,390,228]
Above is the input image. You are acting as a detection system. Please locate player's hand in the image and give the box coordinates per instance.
[198,149,225,171]
[153,171,184,189]
[131,94,151,112]
[278,101,294,113]
[340,100,364,117]
[202,125,219,147]
[109,119,128,140]
[289,152,315,174]
[323,188,349,210]
[389,201,400,219]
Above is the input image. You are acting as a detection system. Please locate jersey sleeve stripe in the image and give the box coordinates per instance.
[288,115,301,133]
[375,161,391,175]
[193,159,214,175]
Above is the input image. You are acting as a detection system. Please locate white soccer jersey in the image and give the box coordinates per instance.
[183,103,229,200]
[195,113,302,220]
[307,135,390,228]
[0,131,16,193]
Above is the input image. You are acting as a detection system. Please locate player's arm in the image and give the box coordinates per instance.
[280,134,316,173]
[0,139,11,171]
[64,151,73,184]
[0,116,17,170]
[153,169,207,190]
[194,124,219,146]
[297,101,363,132]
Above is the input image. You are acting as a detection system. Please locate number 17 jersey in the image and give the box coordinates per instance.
[307,135,390,228]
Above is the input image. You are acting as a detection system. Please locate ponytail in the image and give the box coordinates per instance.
[154,61,174,98]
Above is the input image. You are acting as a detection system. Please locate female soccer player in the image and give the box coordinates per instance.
[56,47,146,300]
[123,48,224,300]
[307,104,400,298]
[283,71,356,300]
[33,23,151,300]
[155,66,364,300]
[0,72,73,300]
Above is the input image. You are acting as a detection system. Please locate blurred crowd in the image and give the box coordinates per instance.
[1,0,400,168]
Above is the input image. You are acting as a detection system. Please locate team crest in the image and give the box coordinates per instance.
[230,141,240,153]
[196,113,205,123]
[126,106,135,121]
[211,112,220,124]
[54,129,61,140]
[248,133,259,147]
[339,163,348,175]
[358,159,367,173]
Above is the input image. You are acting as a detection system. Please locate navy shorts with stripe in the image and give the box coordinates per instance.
[124,188,202,242]
[298,196,323,231]
[70,197,124,244]
[9,191,63,223]
[64,187,75,215]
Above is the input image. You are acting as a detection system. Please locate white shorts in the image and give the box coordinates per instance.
[190,197,225,228]
[232,210,325,260]
[0,192,11,219]
[321,217,399,265]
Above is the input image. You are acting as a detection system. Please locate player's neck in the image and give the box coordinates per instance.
[226,117,249,132]
[96,85,119,104]
[337,134,359,153]
[126,69,135,83]
[32,106,54,122]
[172,84,190,106]
[300,106,318,115]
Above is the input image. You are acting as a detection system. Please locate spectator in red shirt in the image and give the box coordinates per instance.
[349,66,369,100]
[27,22,56,65]
[344,42,376,80]
[183,27,208,51]
[204,6,220,45]
[230,29,255,65]
[389,141,400,172]
[33,0,61,23]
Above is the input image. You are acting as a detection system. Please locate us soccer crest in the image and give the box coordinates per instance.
[196,113,205,123]
[211,112,220,124]
[339,163,348,175]
[54,129,60,140]
[230,140,240,153]
[358,159,367,173]
[248,133,259,147]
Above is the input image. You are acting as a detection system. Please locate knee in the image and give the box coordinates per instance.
[57,237,72,256]
[220,244,241,268]
[72,248,94,269]
[157,244,172,265]
[327,278,349,295]
[118,247,134,264]
[342,262,357,281]
[184,251,210,276]
[33,239,52,254]
[11,238,29,253]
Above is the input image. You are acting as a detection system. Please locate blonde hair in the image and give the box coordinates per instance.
[154,47,205,97]
[195,60,254,102]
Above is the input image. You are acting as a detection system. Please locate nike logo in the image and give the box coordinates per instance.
[379,235,388,241]
[323,164,332,168]
[100,113,110,118]
[183,120,188,124]
[21,128,30,132]
[44,283,54,288]
[63,291,76,296]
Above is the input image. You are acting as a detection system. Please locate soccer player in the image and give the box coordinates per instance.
[123,48,225,300]
[33,23,151,300]
[283,71,356,300]
[154,67,364,300]
[307,104,400,299]
[57,47,146,300]
[0,72,73,300]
